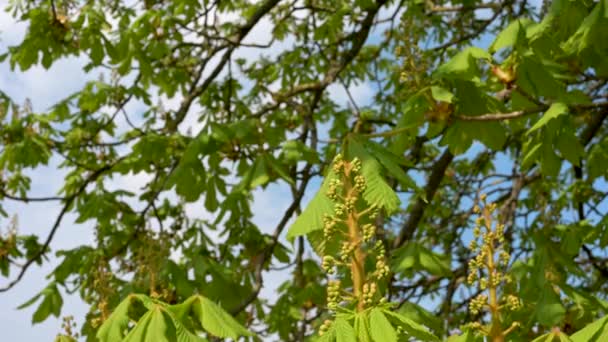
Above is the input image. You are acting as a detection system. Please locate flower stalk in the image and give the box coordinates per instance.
[467,195,521,341]
[319,154,389,335]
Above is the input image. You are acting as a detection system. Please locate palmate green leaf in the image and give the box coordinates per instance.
[490,18,534,52]
[534,285,566,327]
[532,331,573,342]
[528,103,568,134]
[97,295,136,341]
[383,309,440,342]
[249,157,271,189]
[363,140,417,191]
[443,81,507,153]
[397,302,443,336]
[18,282,63,324]
[354,311,372,342]
[430,85,454,103]
[168,158,208,202]
[541,129,562,178]
[265,153,295,185]
[307,228,343,258]
[346,136,400,214]
[281,139,320,164]
[334,317,357,342]
[587,137,608,180]
[433,47,492,82]
[562,0,608,55]
[521,138,542,170]
[97,294,172,342]
[391,242,451,277]
[556,123,584,166]
[318,322,338,342]
[286,170,336,241]
[369,309,397,342]
[123,308,162,342]
[530,332,557,342]
[446,328,483,342]
[133,306,208,342]
[570,315,608,342]
[191,296,253,339]
[391,91,430,156]
[516,57,566,99]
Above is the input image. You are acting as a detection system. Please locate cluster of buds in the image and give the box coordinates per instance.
[332,154,344,174]
[469,294,488,315]
[326,280,341,311]
[344,196,357,212]
[467,197,511,290]
[319,319,333,336]
[322,255,335,274]
[334,203,346,217]
[350,158,362,173]
[466,194,521,338]
[326,179,342,201]
[372,241,390,279]
[322,215,338,239]
[319,154,391,319]
[354,174,366,192]
[362,282,377,306]
[374,257,390,279]
[506,294,522,311]
[362,223,375,241]
[59,315,80,339]
[340,242,356,261]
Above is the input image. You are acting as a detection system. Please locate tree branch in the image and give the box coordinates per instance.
[393,149,454,249]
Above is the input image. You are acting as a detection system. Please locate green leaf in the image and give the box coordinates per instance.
[490,19,533,52]
[531,332,558,342]
[570,315,608,342]
[392,243,451,276]
[354,312,372,342]
[318,322,338,342]
[446,328,483,342]
[534,285,566,327]
[397,302,443,336]
[286,170,335,241]
[369,309,397,342]
[266,154,295,185]
[18,283,63,324]
[528,103,568,134]
[563,0,608,55]
[430,86,454,103]
[123,308,156,342]
[517,57,566,98]
[97,296,133,341]
[347,137,401,214]
[541,132,562,177]
[334,317,357,342]
[282,140,319,164]
[249,157,271,189]
[434,47,492,82]
[383,309,439,342]
[364,140,417,191]
[192,296,252,339]
[556,125,584,166]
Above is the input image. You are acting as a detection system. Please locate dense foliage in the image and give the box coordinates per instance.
[1,0,608,340]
